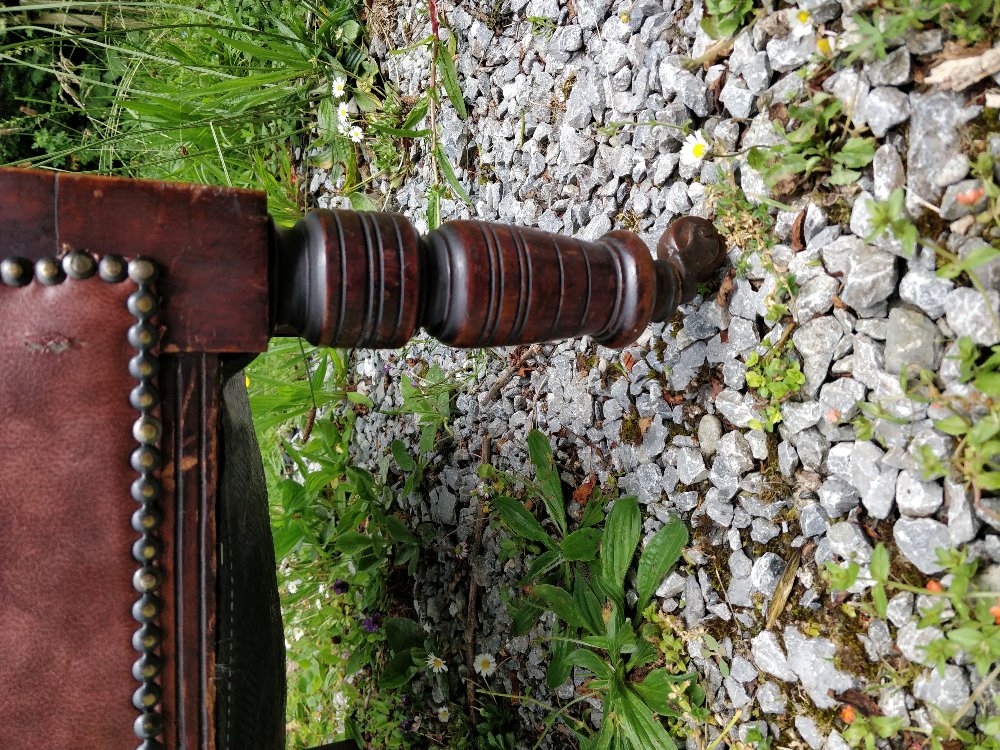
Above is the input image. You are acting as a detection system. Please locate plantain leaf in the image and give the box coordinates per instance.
[636,516,687,611]
[527,430,568,536]
[563,527,602,561]
[601,496,641,602]
[531,584,587,630]
[494,495,555,547]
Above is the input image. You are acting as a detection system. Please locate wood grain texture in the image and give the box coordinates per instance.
[157,354,220,750]
[273,211,725,349]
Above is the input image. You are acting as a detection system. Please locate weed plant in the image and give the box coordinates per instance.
[826,545,1000,750]
[488,430,703,750]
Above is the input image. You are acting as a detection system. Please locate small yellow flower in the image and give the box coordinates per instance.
[245,374,251,388]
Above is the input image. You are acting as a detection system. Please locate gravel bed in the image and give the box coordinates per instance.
[306,0,1000,746]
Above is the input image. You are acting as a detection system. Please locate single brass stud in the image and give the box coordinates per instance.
[131,506,162,533]
[128,257,158,284]
[132,624,162,651]
[98,254,127,283]
[133,415,162,445]
[131,446,161,473]
[128,290,159,319]
[128,322,159,349]
[130,383,160,412]
[35,257,65,285]
[133,711,162,740]
[0,257,31,287]
[63,251,96,280]
[132,536,161,563]
[131,475,161,503]
[132,683,162,711]
[129,353,159,380]
[131,592,162,622]
[132,566,162,594]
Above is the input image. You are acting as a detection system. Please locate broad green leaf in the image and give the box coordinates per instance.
[959,244,1000,270]
[402,96,430,130]
[975,371,1000,398]
[619,687,678,750]
[872,582,888,619]
[523,548,563,583]
[385,515,417,544]
[385,617,424,652]
[427,186,441,230]
[934,415,969,436]
[633,669,694,715]
[527,429,568,535]
[968,415,1000,445]
[834,137,876,168]
[380,650,418,689]
[435,39,467,119]
[566,648,615,681]
[390,440,417,472]
[602,496,641,600]
[869,716,906,738]
[370,124,432,138]
[947,626,984,650]
[494,495,555,547]
[625,638,659,674]
[347,192,379,212]
[574,575,606,636]
[335,530,372,556]
[563,527,603,561]
[547,624,572,689]
[511,598,545,637]
[976,471,1000,490]
[531,584,588,629]
[870,543,889,583]
[636,517,688,611]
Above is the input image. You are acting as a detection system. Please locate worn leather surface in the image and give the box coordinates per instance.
[0,280,138,748]
[216,360,286,749]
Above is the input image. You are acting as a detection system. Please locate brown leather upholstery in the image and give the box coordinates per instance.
[0,279,138,747]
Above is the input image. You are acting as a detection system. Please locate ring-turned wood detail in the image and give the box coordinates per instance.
[271,211,726,349]
[0,251,165,749]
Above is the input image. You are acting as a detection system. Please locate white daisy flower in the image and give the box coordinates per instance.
[789,8,813,38]
[437,706,451,723]
[349,125,363,144]
[680,130,711,168]
[473,652,497,677]
[332,76,347,99]
[337,101,350,125]
[292,627,304,641]
[287,579,300,594]
[426,653,448,674]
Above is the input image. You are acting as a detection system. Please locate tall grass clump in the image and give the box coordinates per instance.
[0,0,382,225]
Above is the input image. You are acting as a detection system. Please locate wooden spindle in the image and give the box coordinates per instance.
[270,212,725,349]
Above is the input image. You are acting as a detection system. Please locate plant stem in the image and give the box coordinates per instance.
[706,708,742,750]
[939,660,1000,742]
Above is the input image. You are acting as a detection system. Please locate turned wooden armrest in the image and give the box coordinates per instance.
[271,211,725,349]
